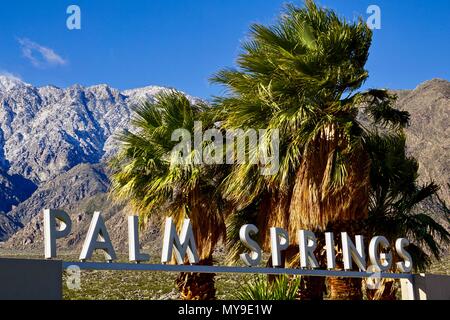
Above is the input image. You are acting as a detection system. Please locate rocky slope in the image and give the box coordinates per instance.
[0,170,36,214]
[395,79,450,204]
[0,76,448,254]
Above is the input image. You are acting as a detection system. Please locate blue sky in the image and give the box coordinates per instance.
[0,0,449,99]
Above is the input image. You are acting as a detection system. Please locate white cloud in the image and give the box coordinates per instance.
[18,38,67,68]
[0,71,22,82]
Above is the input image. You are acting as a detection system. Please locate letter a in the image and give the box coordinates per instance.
[66,5,81,30]
[80,212,116,262]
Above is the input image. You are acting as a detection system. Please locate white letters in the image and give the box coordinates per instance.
[298,230,319,269]
[42,210,414,274]
[44,209,72,259]
[325,232,336,269]
[80,212,116,262]
[240,224,262,267]
[161,217,199,265]
[395,238,413,273]
[270,227,289,267]
[342,232,366,271]
[369,236,393,272]
[128,216,150,263]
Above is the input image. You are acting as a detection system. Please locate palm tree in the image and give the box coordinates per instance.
[212,0,409,299]
[110,91,227,300]
[363,133,450,299]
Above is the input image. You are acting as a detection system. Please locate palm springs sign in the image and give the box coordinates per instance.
[43,209,413,273]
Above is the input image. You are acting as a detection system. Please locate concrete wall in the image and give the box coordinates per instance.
[401,274,450,300]
[414,274,450,300]
[0,258,62,300]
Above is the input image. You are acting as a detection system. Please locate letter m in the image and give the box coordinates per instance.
[161,217,199,265]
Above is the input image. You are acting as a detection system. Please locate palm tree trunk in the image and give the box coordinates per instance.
[175,257,216,300]
[328,277,363,300]
[287,131,370,301]
[298,276,326,300]
[288,127,371,233]
[366,279,398,300]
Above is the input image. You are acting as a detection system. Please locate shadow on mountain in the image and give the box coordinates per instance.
[0,171,37,214]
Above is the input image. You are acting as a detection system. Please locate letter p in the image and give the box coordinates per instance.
[44,209,72,259]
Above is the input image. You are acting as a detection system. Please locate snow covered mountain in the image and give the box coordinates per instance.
[0,76,196,184]
[0,75,197,241]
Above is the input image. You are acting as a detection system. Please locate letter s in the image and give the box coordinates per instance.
[395,238,413,273]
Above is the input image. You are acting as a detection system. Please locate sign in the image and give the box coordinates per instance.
[43,209,413,273]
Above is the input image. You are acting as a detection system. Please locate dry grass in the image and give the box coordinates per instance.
[428,255,450,275]
[62,254,253,300]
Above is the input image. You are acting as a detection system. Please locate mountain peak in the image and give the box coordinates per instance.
[414,78,450,93]
[122,85,171,96]
[0,75,30,92]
